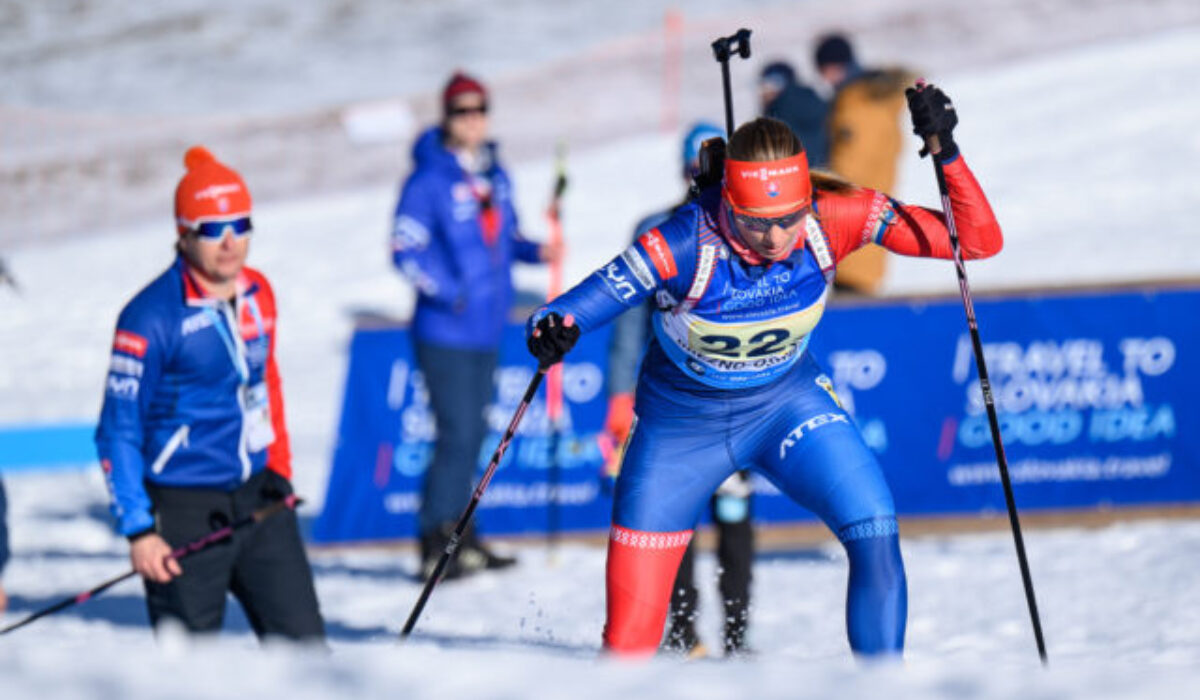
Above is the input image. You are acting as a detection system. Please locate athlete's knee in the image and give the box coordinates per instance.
[603,525,693,657]
[840,517,906,590]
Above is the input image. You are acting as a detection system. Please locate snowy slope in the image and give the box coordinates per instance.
[2,25,1198,504]
[2,470,1199,698]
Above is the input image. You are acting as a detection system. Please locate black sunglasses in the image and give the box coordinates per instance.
[732,206,809,234]
[448,104,488,117]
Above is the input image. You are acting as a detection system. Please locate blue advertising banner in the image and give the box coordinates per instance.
[808,286,1199,518]
[314,286,1200,544]
[313,323,614,544]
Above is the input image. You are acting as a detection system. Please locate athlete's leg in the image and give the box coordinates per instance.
[754,364,907,656]
[664,539,701,652]
[604,410,736,657]
[712,473,754,654]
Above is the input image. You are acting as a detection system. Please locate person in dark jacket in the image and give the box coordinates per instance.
[0,476,8,613]
[391,72,560,581]
[94,146,324,641]
[759,61,830,168]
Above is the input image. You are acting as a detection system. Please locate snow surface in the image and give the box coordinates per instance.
[2,470,1200,698]
[2,0,1200,696]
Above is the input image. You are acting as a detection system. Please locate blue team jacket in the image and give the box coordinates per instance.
[391,126,542,349]
[94,257,291,536]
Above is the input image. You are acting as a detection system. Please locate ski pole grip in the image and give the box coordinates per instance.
[924,134,942,158]
[734,28,752,58]
[711,28,752,63]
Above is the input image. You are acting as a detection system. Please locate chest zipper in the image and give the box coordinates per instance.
[150,424,190,474]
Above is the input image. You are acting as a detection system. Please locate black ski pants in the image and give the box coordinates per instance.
[669,489,755,653]
[143,469,325,642]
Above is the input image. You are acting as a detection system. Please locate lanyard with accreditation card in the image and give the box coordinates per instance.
[204,296,276,453]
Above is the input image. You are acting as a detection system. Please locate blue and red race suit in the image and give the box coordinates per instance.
[95,256,291,537]
[392,126,543,350]
[531,154,1002,656]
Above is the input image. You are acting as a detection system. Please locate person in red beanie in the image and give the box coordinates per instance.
[94,146,325,642]
[391,71,561,581]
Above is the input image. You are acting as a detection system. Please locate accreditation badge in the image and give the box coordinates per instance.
[243,382,277,452]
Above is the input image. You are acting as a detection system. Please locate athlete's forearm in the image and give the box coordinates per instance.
[883,155,1003,260]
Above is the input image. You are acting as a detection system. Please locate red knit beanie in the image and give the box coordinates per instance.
[174,146,252,235]
[442,71,488,113]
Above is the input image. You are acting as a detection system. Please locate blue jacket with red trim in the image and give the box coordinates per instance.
[94,256,291,536]
[391,126,542,350]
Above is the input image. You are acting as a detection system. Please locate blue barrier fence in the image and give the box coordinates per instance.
[313,285,1200,544]
[0,423,96,473]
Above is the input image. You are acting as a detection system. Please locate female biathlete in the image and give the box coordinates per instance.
[527,83,1002,657]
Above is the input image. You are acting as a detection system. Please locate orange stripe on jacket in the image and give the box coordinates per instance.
[243,267,292,480]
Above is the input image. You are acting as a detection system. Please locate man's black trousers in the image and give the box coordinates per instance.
[143,469,325,641]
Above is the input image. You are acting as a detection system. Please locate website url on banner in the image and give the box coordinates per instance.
[947,453,1171,486]
[383,481,600,514]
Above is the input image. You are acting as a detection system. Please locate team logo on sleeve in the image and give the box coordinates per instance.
[109,355,144,377]
[113,330,148,358]
[393,215,431,251]
[637,229,677,280]
[620,248,656,291]
[601,262,637,301]
[106,374,140,400]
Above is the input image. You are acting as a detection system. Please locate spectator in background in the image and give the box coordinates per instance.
[0,255,17,291]
[391,72,561,581]
[759,61,830,168]
[0,477,8,612]
[815,33,916,296]
[604,123,755,658]
[94,146,325,641]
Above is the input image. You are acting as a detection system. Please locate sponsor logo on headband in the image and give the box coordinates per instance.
[736,164,802,180]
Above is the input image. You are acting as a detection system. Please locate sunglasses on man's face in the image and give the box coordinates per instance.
[732,206,809,234]
[190,217,253,241]
[448,104,488,118]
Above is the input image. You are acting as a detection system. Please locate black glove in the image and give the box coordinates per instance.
[527,312,580,367]
[906,81,958,160]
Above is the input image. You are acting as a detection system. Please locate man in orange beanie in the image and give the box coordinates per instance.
[94,146,324,642]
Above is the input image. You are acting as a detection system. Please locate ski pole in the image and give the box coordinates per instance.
[545,142,569,560]
[0,494,301,636]
[400,364,549,639]
[710,29,752,138]
[918,83,1048,663]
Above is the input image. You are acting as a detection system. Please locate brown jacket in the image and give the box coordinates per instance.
[827,68,914,295]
